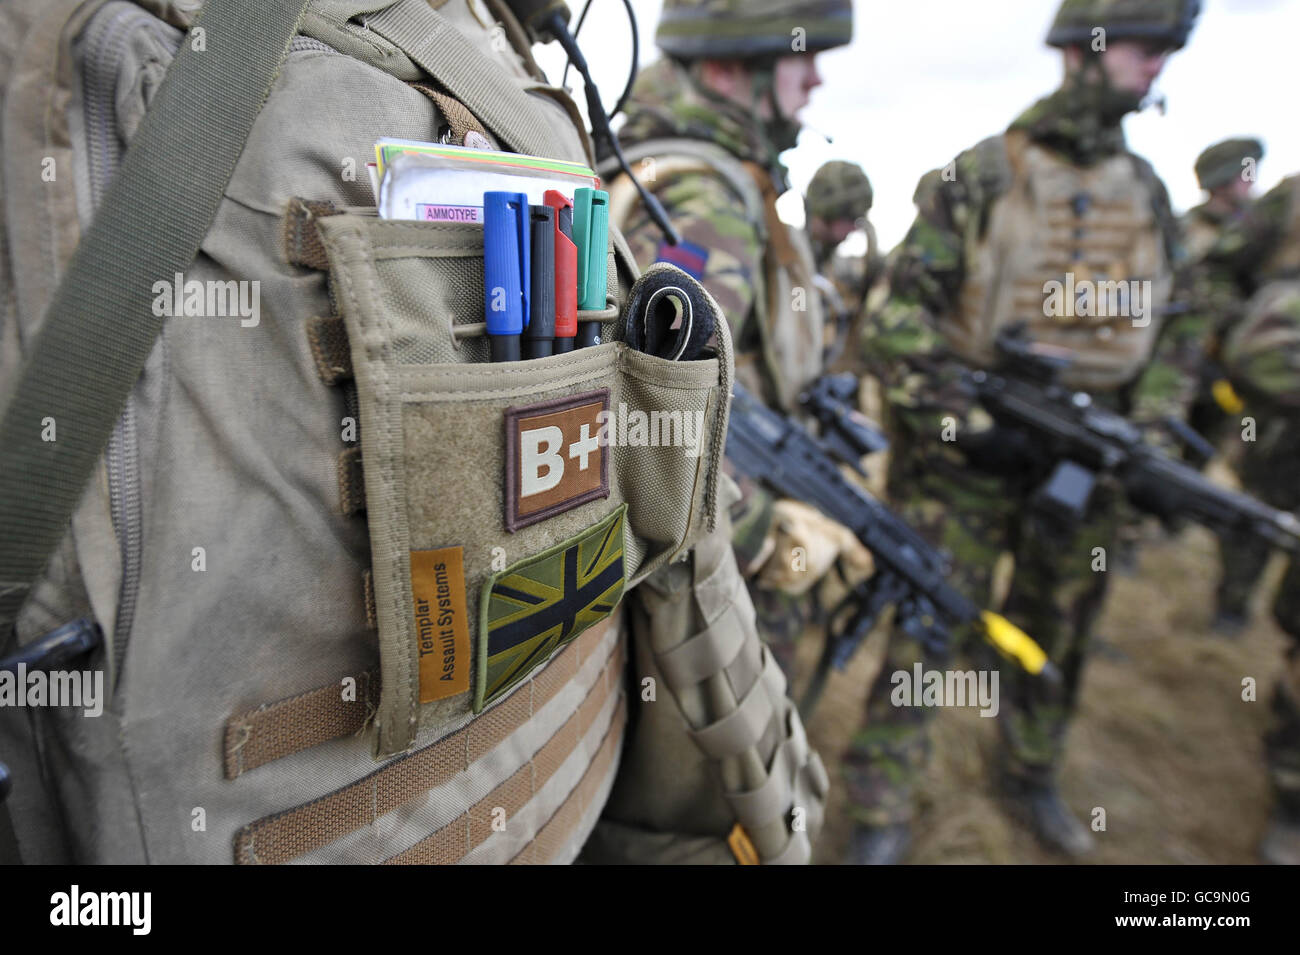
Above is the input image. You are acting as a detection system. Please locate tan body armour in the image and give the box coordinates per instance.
[607,139,826,412]
[0,0,823,864]
[1258,175,1300,283]
[1181,208,1223,264]
[949,131,1173,391]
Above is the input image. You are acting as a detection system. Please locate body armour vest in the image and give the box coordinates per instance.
[0,0,761,865]
[607,139,825,413]
[948,130,1173,392]
[1181,208,1224,264]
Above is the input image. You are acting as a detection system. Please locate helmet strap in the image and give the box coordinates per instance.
[1072,47,1143,123]
[749,60,802,164]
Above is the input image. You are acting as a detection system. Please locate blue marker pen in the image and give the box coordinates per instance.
[483,191,530,362]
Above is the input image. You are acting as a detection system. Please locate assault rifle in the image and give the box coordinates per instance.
[726,380,1059,716]
[799,373,889,476]
[968,328,1300,552]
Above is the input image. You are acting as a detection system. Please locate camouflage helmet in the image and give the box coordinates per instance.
[656,0,853,60]
[1046,0,1200,51]
[805,160,872,222]
[1195,137,1264,191]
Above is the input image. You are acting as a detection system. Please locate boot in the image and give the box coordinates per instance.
[845,822,911,865]
[1021,782,1096,858]
[1259,811,1300,865]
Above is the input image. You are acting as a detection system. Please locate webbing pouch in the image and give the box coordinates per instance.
[313,214,731,755]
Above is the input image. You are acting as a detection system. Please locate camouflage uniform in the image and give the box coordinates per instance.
[1212,174,1300,859]
[1178,138,1266,622]
[806,160,886,372]
[849,0,1204,849]
[611,0,853,676]
[1183,139,1264,260]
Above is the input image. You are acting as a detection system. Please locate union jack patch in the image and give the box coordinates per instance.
[475,504,626,710]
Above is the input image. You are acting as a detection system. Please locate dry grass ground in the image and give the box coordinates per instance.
[801,522,1290,864]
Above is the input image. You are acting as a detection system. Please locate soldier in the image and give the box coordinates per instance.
[608,0,870,682]
[1182,139,1264,263]
[1179,138,1273,632]
[1181,138,1263,450]
[1212,173,1300,862]
[0,0,826,865]
[853,0,1203,862]
[805,160,887,370]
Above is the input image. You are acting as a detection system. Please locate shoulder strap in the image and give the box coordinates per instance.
[1123,149,1179,265]
[365,0,573,161]
[608,138,768,236]
[604,139,807,406]
[981,131,1019,197]
[740,160,799,269]
[0,0,313,629]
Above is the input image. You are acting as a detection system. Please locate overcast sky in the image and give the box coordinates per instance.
[535,0,1300,252]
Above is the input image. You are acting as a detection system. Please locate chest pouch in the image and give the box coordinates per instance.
[302,208,731,758]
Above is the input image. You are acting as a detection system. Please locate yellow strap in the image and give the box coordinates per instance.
[1212,378,1245,415]
[727,823,761,865]
[980,610,1050,676]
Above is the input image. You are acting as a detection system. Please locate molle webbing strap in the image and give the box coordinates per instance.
[364,0,569,161]
[690,649,786,759]
[306,315,354,385]
[233,616,618,864]
[0,0,314,627]
[222,613,616,782]
[283,197,340,270]
[650,520,827,864]
[362,569,377,630]
[408,82,490,147]
[507,702,625,864]
[392,694,626,865]
[336,447,366,515]
[224,671,381,780]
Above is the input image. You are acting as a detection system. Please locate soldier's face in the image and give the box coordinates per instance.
[1221,178,1254,204]
[772,54,823,120]
[809,215,856,245]
[1098,40,1170,97]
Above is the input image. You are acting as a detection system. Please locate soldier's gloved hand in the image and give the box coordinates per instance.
[1131,416,1183,458]
[754,499,874,596]
[956,421,1038,476]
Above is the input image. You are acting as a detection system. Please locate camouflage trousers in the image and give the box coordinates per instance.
[1217,532,1272,620]
[1217,419,1300,619]
[1243,420,1300,818]
[1267,556,1300,818]
[843,449,1123,826]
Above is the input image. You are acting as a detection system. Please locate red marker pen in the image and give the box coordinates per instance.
[544,190,577,353]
